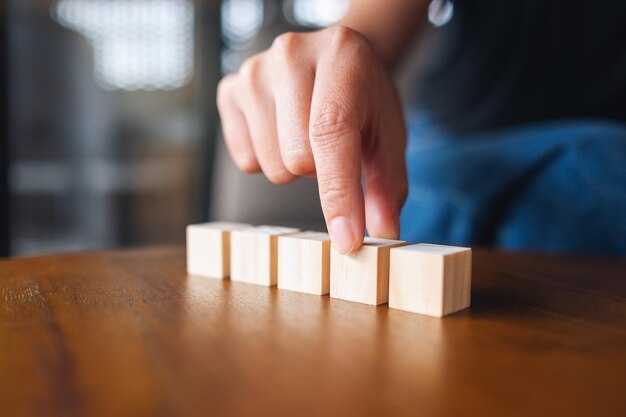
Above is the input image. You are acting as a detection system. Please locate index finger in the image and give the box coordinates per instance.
[308,29,373,254]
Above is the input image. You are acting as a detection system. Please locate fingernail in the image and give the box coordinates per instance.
[329,216,356,255]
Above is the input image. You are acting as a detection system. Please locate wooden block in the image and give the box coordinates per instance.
[330,237,406,305]
[389,244,472,317]
[186,222,251,278]
[277,232,331,295]
[230,225,300,286]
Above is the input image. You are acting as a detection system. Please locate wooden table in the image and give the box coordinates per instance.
[1,247,625,417]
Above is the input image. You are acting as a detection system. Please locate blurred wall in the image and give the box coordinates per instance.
[7,0,216,255]
[211,138,325,230]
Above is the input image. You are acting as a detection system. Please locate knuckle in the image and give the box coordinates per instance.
[326,26,374,69]
[223,137,258,173]
[216,76,234,109]
[239,55,263,86]
[283,150,315,176]
[310,102,357,146]
[272,32,299,59]
[329,25,370,52]
[328,25,354,46]
[318,177,351,212]
[237,156,260,174]
[266,169,295,185]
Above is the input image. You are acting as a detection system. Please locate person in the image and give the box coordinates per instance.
[216,0,626,255]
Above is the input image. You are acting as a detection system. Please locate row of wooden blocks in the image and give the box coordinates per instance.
[186,222,471,317]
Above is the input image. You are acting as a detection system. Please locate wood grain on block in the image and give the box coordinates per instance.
[186,222,251,278]
[389,244,472,317]
[230,225,300,286]
[330,237,406,305]
[278,232,331,295]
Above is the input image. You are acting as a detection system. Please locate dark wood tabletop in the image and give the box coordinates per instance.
[1,246,625,417]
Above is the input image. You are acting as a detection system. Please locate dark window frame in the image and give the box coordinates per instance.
[0,0,9,257]
[197,0,223,223]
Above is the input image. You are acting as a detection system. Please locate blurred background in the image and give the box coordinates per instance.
[0,0,438,257]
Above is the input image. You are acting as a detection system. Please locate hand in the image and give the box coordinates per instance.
[217,26,408,254]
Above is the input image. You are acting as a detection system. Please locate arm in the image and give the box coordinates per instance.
[340,0,429,67]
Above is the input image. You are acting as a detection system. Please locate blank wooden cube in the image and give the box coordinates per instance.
[389,244,472,317]
[186,222,251,278]
[278,232,331,295]
[231,225,300,286]
[330,237,406,305]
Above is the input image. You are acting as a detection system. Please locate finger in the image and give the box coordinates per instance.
[217,74,260,173]
[271,33,316,176]
[362,75,408,239]
[309,28,373,254]
[237,55,296,184]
